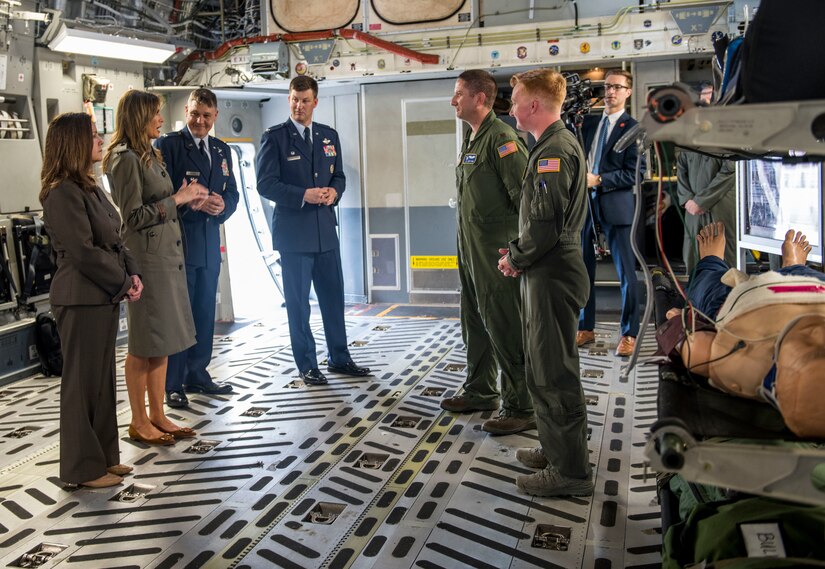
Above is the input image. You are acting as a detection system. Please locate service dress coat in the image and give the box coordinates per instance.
[108,145,196,357]
[44,180,139,484]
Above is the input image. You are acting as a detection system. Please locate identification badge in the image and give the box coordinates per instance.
[323,145,337,157]
[287,156,301,161]
[221,158,229,176]
[463,154,477,164]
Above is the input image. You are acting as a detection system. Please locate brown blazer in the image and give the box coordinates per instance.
[44,180,138,306]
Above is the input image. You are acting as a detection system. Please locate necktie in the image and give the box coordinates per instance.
[592,116,610,175]
[303,126,312,159]
[199,139,209,164]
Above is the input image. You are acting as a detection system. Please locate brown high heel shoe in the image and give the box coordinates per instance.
[128,425,175,446]
[107,464,134,476]
[151,421,197,439]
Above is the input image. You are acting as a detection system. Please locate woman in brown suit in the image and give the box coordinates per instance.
[41,113,141,488]
[103,91,207,444]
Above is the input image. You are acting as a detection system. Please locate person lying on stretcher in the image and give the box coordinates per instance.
[657,222,825,438]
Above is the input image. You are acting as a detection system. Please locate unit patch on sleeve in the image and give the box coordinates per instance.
[537,157,561,173]
[497,141,517,158]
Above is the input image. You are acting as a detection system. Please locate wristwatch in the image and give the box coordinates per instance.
[597,175,603,185]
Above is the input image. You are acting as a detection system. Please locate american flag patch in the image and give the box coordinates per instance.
[537,158,560,173]
[497,140,517,158]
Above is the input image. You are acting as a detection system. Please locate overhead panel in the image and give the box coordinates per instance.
[367,0,471,33]
[263,0,364,34]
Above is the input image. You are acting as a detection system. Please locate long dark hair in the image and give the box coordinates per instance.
[39,112,96,205]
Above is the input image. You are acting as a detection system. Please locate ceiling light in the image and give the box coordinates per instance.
[48,24,175,64]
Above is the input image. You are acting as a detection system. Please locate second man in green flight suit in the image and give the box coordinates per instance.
[440,69,536,435]
[499,68,593,496]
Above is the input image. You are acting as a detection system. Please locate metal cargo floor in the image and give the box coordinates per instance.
[0,313,661,569]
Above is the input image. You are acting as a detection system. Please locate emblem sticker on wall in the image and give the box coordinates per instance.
[295,62,308,75]
[579,42,590,54]
[491,50,500,60]
[517,46,527,59]
[671,34,683,45]
[633,39,644,50]
[377,59,386,70]
[549,45,560,56]
[611,40,621,50]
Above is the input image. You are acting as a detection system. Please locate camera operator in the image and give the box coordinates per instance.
[576,69,646,357]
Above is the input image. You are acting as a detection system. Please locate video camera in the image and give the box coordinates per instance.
[562,72,594,126]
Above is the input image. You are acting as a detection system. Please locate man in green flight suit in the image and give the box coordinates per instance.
[440,69,535,435]
[676,83,736,273]
[499,68,593,496]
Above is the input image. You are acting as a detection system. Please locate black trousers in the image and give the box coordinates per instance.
[54,303,120,483]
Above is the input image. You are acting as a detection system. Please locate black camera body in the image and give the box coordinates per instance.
[562,72,594,126]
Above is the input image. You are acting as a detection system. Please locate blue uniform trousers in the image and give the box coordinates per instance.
[166,263,220,390]
[281,249,352,372]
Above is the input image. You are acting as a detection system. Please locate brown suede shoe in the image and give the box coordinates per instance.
[482,414,536,435]
[107,464,133,476]
[440,395,499,413]
[576,330,595,347]
[615,335,636,357]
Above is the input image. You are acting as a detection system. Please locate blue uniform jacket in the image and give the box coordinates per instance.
[155,129,239,269]
[256,119,345,253]
[582,112,646,226]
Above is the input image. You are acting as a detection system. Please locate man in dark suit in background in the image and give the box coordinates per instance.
[576,69,646,357]
[157,88,239,408]
[256,76,369,385]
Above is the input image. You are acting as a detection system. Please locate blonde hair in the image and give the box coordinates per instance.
[510,68,566,111]
[103,89,163,172]
[40,113,96,204]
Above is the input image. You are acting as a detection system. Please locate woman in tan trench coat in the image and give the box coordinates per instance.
[41,112,141,487]
[103,90,208,444]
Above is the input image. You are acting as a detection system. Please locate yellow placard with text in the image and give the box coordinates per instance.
[410,256,458,269]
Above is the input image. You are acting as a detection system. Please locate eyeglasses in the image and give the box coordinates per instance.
[604,83,630,92]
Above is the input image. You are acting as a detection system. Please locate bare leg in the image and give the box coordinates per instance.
[146,356,188,432]
[696,221,726,260]
[126,354,167,439]
[781,229,812,267]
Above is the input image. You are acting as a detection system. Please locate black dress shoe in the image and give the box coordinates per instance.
[327,361,371,377]
[185,380,234,395]
[299,368,328,385]
[166,390,189,408]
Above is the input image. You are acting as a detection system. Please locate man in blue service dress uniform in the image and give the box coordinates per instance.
[256,76,369,385]
[158,88,239,408]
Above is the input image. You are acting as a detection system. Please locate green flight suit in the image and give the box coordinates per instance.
[507,120,591,480]
[676,150,736,272]
[457,111,532,416]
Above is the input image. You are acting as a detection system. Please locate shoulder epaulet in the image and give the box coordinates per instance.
[164,131,182,138]
[313,122,334,132]
[265,123,287,134]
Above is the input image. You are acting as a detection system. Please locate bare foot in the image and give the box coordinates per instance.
[781,229,812,267]
[697,221,726,260]
[149,415,187,434]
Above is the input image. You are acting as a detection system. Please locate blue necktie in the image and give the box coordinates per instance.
[303,126,312,159]
[592,116,609,175]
